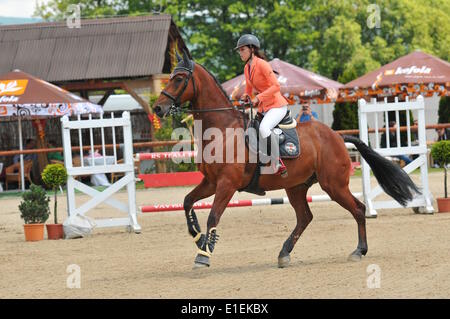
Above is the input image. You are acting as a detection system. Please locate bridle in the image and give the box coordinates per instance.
[161,65,198,115]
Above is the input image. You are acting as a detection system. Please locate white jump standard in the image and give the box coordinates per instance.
[61,112,141,233]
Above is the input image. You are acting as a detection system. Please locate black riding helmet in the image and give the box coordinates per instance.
[234,34,260,50]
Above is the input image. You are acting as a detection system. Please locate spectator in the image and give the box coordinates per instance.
[13,138,38,164]
[436,127,449,141]
[411,119,419,145]
[380,121,412,165]
[380,121,397,148]
[295,103,318,123]
[411,120,420,160]
[47,140,64,162]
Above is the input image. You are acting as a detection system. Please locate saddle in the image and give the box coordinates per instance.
[245,109,301,159]
[239,109,301,196]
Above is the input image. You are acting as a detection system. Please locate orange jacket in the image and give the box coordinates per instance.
[244,56,288,113]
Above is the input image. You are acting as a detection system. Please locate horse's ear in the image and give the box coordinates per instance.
[175,51,182,63]
[182,49,190,64]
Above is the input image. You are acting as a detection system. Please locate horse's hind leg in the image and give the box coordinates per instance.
[348,195,368,261]
[278,184,313,268]
[183,178,216,248]
[322,182,368,261]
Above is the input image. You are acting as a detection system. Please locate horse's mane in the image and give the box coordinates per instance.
[196,63,233,106]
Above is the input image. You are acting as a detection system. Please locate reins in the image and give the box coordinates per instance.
[187,101,254,130]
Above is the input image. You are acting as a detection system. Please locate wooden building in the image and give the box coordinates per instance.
[0,14,188,180]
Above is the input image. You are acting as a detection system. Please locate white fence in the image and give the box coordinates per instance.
[61,112,141,233]
[358,95,434,217]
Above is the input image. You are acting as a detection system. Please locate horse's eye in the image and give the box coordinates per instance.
[175,77,183,82]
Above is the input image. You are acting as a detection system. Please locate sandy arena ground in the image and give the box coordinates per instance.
[0,172,449,298]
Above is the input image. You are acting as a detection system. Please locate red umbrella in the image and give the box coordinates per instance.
[339,50,450,101]
[0,69,102,190]
[0,69,103,117]
[222,58,343,104]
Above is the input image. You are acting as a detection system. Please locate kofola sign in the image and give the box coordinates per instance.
[0,79,29,103]
[394,65,431,75]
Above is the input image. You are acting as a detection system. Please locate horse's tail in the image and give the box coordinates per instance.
[343,135,421,206]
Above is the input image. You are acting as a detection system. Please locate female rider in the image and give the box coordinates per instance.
[235,34,288,176]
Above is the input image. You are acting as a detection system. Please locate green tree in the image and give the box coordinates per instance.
[41,164,68,224]
[438,96,450,124]
[308,16,363,80]
[339,45,381,84]
[331,102,358,130]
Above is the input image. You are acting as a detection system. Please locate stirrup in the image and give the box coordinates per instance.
[274,159,288,178]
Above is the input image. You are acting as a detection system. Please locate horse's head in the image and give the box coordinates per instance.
[153,50,196,118]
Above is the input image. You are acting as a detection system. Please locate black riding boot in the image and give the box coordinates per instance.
[259,132,288,177]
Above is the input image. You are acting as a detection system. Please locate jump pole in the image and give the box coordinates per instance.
[139,193,363,213]
[137,146,362,213]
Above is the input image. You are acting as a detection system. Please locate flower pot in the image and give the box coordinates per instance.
[46,224,64,240]
[437,197,450,213]
[23,224,45,241]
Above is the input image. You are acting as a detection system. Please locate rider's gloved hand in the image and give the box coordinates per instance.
[240,93,251,103]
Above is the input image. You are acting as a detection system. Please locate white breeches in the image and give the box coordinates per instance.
[259,106,288,138]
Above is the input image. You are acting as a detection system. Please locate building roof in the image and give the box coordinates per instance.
[0,14,185,82]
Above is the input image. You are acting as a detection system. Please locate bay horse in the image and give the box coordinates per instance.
[153,51,420,269]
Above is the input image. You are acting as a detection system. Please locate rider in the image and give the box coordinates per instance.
[235,34,288,176]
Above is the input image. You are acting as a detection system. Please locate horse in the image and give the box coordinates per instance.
[153,51,420,269]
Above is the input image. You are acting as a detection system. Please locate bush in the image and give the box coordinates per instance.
[41,164,68,224]
[19,184,50,224]
[431,140,450,167]
[431,140,450,198]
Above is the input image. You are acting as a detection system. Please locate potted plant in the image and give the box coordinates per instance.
[431,140,450,212]
[41,163,68,239]
[19,184,50,241]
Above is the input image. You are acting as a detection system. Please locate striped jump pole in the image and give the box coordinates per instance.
[136,151,197,161]
[139,193,363,213]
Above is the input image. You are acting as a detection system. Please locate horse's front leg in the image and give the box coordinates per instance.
[194,179,236,268]
[183,177,216,248]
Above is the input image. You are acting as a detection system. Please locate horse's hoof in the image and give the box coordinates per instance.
[348,253,362,262]
[278,255,290,268]
[193,254,210,269]
[193,262,209,270]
